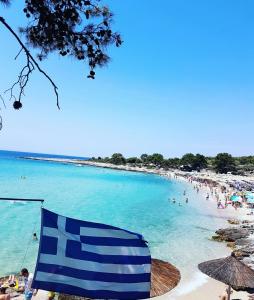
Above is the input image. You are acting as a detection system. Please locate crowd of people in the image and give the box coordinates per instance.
[0,268,56,300]
[167,172,254,215]
[185,175,254,213]
[0,268,36,300]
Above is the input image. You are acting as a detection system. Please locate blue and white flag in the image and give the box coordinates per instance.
[32,209,151,299]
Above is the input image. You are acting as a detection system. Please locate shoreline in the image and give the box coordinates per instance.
[23,156,254,185]
[22,157,254,299]
[22,157,164,175]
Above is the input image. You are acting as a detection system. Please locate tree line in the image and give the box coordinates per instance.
[90,153,254,174]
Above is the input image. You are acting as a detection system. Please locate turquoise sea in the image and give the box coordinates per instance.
[0,150,231,290]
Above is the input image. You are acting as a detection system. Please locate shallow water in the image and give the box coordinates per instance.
[0,150,231,288]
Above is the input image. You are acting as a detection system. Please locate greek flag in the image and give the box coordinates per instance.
[32,209,151,299]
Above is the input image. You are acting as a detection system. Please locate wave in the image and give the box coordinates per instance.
[175,272,209,296]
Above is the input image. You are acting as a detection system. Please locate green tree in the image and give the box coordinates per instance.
[126,157,140,164]
[110,153,126,165]
[180,153,196,166]
[192,154,208,170]
[148,153,164,166]
[166,158,181,168]
[140,154,148,163]
[213,153,236,174]
[238,156,254,165]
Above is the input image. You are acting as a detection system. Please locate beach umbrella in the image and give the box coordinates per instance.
[246,192,254,200]
[246,192,254,196]
[198,253,254,300]
[230,195,242,202]
[247,198,254,204]
[150,258,181,297]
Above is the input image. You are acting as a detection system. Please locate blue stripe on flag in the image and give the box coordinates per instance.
[80,235,147,247]
[35,271,150,292]
[36,262,151,283]
[32,280,150,299]
[66,240,151,264]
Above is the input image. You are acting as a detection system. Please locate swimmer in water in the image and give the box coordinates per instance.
[183,190,186,196]
[178,203,182,206]
[33,233,38,241]
[172,198,176,204]
[186,198,188,203]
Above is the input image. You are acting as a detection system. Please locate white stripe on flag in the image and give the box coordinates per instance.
[35,271,150,292]
[39,254,151,274]
[79,227,139,239]
[81,243,150,257]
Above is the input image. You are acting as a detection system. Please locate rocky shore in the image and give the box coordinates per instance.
[212,218,254,270]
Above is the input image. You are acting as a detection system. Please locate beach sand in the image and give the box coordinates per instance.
[11,284,249,300]
[162,278,249,300]
[9,281,250,300]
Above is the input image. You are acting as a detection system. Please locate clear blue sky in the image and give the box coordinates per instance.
[0,0,254,158]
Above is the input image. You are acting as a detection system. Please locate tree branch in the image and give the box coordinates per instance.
[0,94,6,108]
[14,48,23,60]
[0,16,60,109]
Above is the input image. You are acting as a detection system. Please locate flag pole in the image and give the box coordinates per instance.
[0,197,44,203]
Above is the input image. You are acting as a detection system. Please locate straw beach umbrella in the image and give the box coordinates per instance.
[198,253,254,300]
[150,258,181,297]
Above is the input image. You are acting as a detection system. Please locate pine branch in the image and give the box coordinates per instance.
[0,16,60,109]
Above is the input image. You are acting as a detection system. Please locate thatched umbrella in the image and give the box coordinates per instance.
[150,258,181,297]
[198,253,254,300]
[58,258,181,300]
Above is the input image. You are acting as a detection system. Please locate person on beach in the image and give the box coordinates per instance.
[7,275,16,288]
[19,268,37,300]
[219,288,232,300]
[48,291,56,300]
[185,198,188,203]
[0,287,10,300]
[217,200,224,209]
[206,193,209,200]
